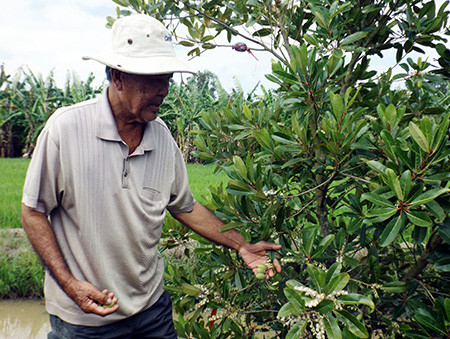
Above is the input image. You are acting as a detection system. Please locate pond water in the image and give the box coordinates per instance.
[0,299,50,339]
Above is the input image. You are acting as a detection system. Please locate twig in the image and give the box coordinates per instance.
[182,1,287,64]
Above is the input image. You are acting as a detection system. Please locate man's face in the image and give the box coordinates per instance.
[119,72,173,123]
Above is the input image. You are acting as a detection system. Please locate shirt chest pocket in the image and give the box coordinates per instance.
[141,186,165,212]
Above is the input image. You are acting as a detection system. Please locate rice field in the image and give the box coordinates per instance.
[0,158,227,229]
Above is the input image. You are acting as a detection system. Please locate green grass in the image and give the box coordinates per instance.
[0,158,227,229]
[0,158,30,229]
[0,229,45,298]
[186,163,227,204]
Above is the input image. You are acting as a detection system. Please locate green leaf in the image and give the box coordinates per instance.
[414,226,429,247]
[220,221,242,233]
[254,128,273,150]
[284,288,306,314]
[181,283,202,297]
[340,31,368,46]
[381,281,409,293]
[112,0,129,6]
[406,211,433,227]
[366,208,397,219]
[293,44,308,75]
[338,294,375,312]
[409,122,430,153]
[362,192,394,208]
[444,298,450,322]
[410,188,450,207]
[179,40,195,47]
[326,273,350,295]
[325,263,342,285]
[434,257,450,272]
[414,313,447,334]
[336,309,369,338]
[286,320,307,339]
[330,92,344,120]
[384,104,397,126]
[386,168,403,200]
[432,115,449,148]
[227,179,252,192]
[438,221,450,244]
[366,160,388,174]
[324,315,342,339]
[380,214,406,247]
[243,105,252,121]
[312,234,335,258]
[307,264,324,292]
[278,302,298,318]
[400,170,412,199]
[233,156,248,180]
[317,299,335,314]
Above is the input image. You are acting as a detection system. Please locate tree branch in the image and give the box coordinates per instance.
[182,1,287,65]
[401,231,443,282]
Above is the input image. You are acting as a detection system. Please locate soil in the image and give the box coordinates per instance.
[0,228,33,257]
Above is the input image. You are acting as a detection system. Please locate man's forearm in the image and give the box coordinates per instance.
[21,204,76,292]
[171,202,246,251]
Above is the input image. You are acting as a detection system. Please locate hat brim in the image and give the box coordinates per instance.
[82,53,197,75]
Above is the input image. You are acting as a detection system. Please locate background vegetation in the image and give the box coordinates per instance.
[0,159,227,299]
[110,0,450,338]
[1,0,450,337]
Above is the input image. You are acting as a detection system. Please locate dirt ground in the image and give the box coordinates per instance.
[0,228,33,257]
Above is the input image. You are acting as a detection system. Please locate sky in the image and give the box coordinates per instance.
[0,0,274,92]
[0,0,447,93]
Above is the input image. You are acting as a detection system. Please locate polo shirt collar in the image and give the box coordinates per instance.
[95,88,156,152]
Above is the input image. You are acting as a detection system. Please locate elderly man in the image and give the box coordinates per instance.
[21,14,281,338]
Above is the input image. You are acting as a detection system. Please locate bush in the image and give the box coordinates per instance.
[115,0,450,337]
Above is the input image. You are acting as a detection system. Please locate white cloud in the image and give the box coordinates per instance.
[0,1,275,92]
[1,1,446,92]
[0,0,116,87]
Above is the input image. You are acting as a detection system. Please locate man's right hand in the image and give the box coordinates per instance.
[67,279,119,316]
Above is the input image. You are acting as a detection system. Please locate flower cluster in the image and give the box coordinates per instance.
[294,285,348,311]
[194,284,211,308]
[213,266,228,274]
[279,312,326,339]
[308,312,326,339]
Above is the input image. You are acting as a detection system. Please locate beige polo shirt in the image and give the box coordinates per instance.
[22,88,195,326]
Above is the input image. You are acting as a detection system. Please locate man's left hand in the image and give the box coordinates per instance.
[238,241,282,279]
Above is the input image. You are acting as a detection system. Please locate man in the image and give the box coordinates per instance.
[21,14,281,338]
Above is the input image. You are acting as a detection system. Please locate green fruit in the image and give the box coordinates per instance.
[255,273,266,280]
[96,300,115,308]
[103,300,115,308]
[256,264,267,273]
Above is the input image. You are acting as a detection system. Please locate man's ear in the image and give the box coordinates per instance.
[110,69,124,90]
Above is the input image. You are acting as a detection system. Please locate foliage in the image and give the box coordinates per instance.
[0,65,103,157]
[0,158,30,229]
[112,0,450,337]
[158,72,226,162]
[0,229,44,299]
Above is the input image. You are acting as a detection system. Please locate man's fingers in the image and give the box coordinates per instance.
[273,258,282,273]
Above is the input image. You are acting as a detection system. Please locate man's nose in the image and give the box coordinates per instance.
[159,82,169,96]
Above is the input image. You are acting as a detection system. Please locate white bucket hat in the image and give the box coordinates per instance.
[82,14,197,75]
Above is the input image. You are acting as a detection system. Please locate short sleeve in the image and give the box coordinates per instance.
[166,146,195,214]
[22,124,62,215]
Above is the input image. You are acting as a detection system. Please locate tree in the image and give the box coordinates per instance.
[0,66,103,158]
[111,1,450,337]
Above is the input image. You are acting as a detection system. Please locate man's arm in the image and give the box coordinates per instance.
[171,202,282,278]
[21,204,118,315]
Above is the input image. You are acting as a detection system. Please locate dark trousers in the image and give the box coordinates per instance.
[48,291,177,339]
